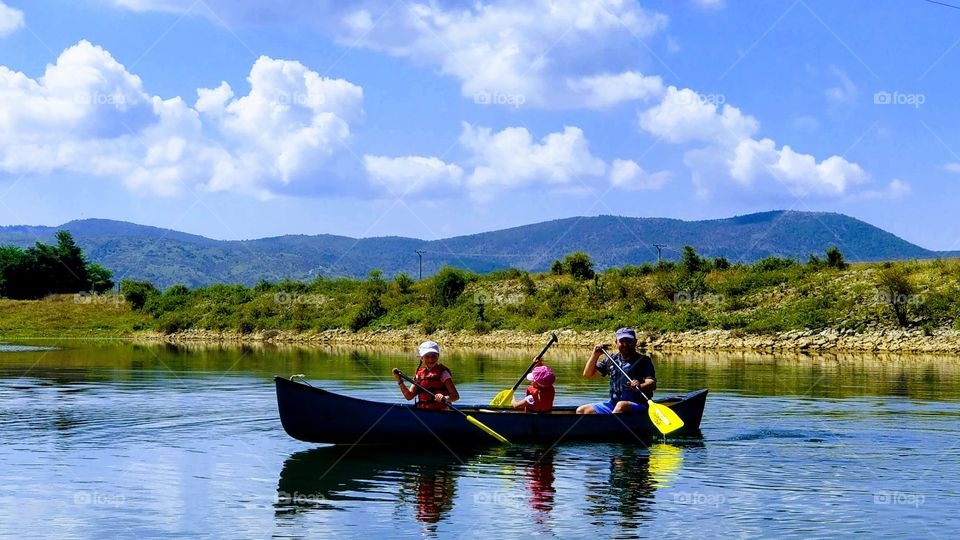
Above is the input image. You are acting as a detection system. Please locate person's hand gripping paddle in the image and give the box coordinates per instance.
[489,333,558,408]
[598,347,684,435]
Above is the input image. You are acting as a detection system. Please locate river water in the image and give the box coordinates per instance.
[0,340,957,538]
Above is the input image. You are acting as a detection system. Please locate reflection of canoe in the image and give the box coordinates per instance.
[275,377,707,445]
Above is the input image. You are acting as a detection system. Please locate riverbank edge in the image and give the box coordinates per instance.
[128,327,960,353]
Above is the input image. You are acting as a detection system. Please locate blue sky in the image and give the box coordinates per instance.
[1,0,959,249]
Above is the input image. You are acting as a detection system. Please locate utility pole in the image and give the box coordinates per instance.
[415,250,425,280]
[654,244,666,264]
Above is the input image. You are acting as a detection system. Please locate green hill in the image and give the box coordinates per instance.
[0,211,945,289]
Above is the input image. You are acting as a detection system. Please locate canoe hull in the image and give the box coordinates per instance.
[275,376,707,446]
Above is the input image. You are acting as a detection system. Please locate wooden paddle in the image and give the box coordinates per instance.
[394,369,510,444]
[489,332,558,407]
[598,348,685,435]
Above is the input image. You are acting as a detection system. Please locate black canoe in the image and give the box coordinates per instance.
[275,376,708,445]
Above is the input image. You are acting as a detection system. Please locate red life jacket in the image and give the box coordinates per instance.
[523,384,555,412]
[415,364,452,410]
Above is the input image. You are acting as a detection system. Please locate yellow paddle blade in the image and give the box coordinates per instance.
[465,414,510,444]
[647,400,685,435]
[489,389,514,408]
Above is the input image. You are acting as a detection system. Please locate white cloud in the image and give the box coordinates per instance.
[638,85,869,197]
[0,41,364,197]
[0,1,24,36]
[566,71,664,109]
[460,123,607,196]
[945,163,960,173]
[340,1,669,108]
[825,65,858,106]
[856,178,911,200]
[639,86,757,145]
[108,0,670,109]
[364,155,463,195]
[609,159,670,190]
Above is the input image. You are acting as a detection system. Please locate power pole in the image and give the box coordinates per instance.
[654,244,666,264]
[415,250,426,280]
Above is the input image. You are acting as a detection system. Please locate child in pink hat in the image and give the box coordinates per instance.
[512,363,556,413]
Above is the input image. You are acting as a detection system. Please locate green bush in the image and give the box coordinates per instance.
[431,267,469,307]
[563,251,595,280]
[120,279,159,310]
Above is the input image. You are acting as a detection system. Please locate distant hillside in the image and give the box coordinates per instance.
[0,211,946,288]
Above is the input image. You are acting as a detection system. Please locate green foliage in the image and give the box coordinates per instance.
[681,245,705,275]
[563,251,595,280]
[0,231,112,299]
[826,246,848,270]
[52,256,958,337]
[753,256,797,272]
[713,256,731,270]
[431,267,469,307]
[120,279,159,310]
[550,260,564,275]
[394,272,414,294]
[875,266,915,327]
[519,272,536,296]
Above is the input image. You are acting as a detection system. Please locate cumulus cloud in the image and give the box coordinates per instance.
[364,155,463,195]
[638,85,869,197]
[609,159,670,190]
[460,123,607,197]
[108,0,670,109]
[0,41,364,197]
[366,123,622,200]
[566,71,664,109]
[0,1,24,36]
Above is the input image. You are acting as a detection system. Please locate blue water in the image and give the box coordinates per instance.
[0,342,958,538]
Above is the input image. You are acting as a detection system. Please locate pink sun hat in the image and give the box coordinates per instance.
[526,365,556,386]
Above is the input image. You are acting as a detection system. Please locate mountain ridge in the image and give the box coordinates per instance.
[0,211,953,288]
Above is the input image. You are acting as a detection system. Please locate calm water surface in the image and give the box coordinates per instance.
[1,340,958,538]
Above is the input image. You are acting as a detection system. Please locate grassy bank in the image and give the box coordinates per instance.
[0,294,151,338]
[3,252,959,341]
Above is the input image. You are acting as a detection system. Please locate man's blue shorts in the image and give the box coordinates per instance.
[590,400,643,414]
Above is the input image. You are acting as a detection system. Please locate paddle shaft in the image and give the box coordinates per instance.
[598,347,652,401]
[395,369,510,444]
[510,332,558,392]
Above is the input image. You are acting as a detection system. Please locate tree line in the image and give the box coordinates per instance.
[0,231,114,299]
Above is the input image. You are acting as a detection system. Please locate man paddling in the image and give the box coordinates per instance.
[576,327,656,414]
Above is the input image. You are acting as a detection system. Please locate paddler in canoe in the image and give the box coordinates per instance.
[393,340,460,409]
[576,327,656,415]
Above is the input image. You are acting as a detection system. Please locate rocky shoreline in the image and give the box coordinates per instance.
[135,327,960,353]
